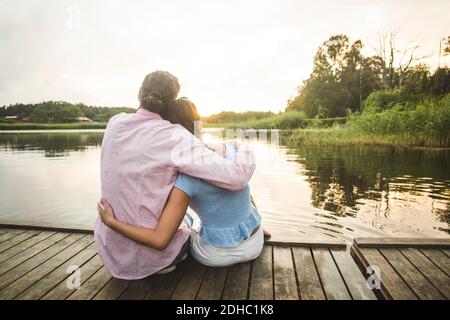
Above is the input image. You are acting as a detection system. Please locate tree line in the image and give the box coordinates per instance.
[286,34,450,118]
[0,101,135,123]
[204,111,276,124]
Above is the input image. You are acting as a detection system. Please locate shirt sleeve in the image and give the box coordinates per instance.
[174,174,197,198]
[169,126,255,191]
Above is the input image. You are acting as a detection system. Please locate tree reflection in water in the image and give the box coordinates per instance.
[0,131,104,157]
[291,145,450,234]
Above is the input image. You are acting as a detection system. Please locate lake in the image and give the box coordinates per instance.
[0,129,448,242]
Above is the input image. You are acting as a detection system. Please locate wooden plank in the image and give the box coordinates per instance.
[0,229,28,244]
[15,241,97,300]
[379,248,444,300]
[312,248,351,300]
[145,274,182,300]
[171,258,207,300]
[0,229,27,242]
[0,219,93,234]
[442,249,450,258]
[0,232,66,276]
[249,245,273,300]
[0,233,84,292]
[41,254,103,300]
[145,263,187,300]
[331,249,377,300]
[68,266,112,300]
[355,238,450,248]
[400,248,450,299]
[420,249,450,276]
[222,262,251,300]
[350,246,380,299]
[0,231,55,265]
[196,267,228,300]
[119,277,155,300]
[266,234,346,249]
[93,278,131,300]
[0,230,41,254]
[356,247,417,300]
[292,247,325,300]
[0,235,92,300]
[273,246,298,300]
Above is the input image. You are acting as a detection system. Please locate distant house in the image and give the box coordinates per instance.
[77,116,93,123]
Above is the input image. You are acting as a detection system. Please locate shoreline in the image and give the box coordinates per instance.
[281,128,450,151]
[0,122,107,130]
[1,122,449,151]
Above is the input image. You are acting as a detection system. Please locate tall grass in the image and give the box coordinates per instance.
[204,112,346,129]
[246,112,308,129]
[347,96,450,147]
[285,95,450,148]
[284,128,449,148]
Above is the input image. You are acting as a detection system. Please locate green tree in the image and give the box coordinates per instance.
[363,66,450,114]
[30,106,50,123]
[399,64,431,103]
[205,111,275,123]
[2,101,135,123]
[444,36,450,56]
[287,35,382,118]
[53,103,82,122]
[427,67,450,96]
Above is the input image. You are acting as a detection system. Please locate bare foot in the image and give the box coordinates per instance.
[263,229,272,239]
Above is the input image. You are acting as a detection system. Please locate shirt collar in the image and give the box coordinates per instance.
[136,107,163,120]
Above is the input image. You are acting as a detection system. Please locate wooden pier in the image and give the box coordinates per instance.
[0,224,448,300]
[351,238,450,300]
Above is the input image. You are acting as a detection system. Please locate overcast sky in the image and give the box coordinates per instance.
[0,0,449,115]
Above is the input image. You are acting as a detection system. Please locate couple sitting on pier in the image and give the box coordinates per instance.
[95,71,270,279]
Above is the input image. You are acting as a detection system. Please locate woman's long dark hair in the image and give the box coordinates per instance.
[165,98,201,136]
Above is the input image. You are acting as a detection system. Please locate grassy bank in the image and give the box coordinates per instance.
[282,128,449,149]
[204,112,346,129]
[284,98,450,149]
[0,122,107,130]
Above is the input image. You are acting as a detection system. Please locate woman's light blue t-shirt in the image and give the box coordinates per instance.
[174,142,261,248]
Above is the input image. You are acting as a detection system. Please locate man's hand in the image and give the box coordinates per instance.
[97,198,116,227]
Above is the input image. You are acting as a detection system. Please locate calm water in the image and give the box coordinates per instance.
[0,129,449,242]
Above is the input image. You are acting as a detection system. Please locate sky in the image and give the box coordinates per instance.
[0,0,449,116]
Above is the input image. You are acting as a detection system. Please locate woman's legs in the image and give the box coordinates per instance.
[190,227,264,267]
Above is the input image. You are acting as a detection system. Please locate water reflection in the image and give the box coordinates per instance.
[0,131,104,157]
[292,145,450,234]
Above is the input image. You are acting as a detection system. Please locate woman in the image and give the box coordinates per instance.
[98,98,270,268]
[95,71,256,279]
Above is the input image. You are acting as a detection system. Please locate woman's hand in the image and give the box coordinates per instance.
[95,188,190,250]
[97,198,116,227]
